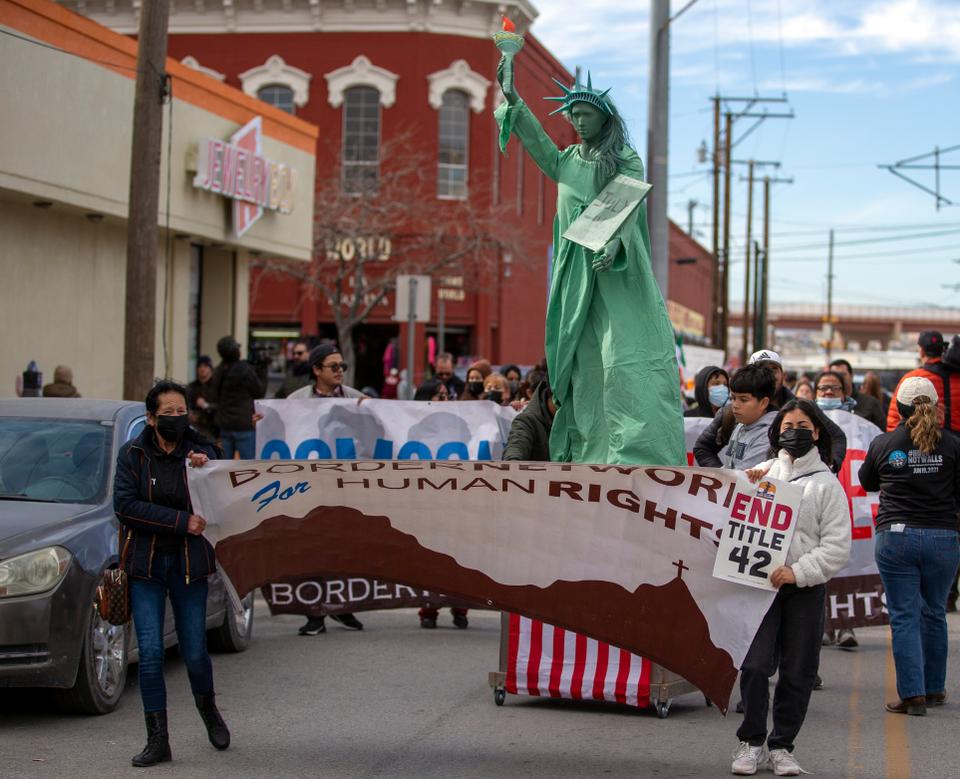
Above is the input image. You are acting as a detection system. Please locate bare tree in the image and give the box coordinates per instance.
[252,131,529,386]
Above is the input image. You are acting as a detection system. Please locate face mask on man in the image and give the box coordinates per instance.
[708,385,729,408]
[816,397,842,411]
[508,380,520,396]
[156,413,189,444]
[467,381,484,397]
[778,427,815,458]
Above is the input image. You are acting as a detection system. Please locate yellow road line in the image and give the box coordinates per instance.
[884,632,911,779]
[846,648,863,778]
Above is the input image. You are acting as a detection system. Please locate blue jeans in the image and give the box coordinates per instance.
[131,554,214,712]
[875,527,960,700]
[220,429,256,459]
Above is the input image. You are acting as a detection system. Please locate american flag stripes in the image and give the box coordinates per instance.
[504,614,652,708]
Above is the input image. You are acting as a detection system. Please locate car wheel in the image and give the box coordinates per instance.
[55,604,129,715]
[207,592,253,653]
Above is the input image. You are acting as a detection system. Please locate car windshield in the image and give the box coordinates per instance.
[0,418,109,504]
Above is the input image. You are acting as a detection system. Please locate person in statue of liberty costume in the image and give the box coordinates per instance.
[495,60,684,466]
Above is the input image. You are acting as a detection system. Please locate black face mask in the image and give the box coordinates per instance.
[156,414,189,444]
[467,381,484,397]
[485,390,504,405]
[779,427,815,458]
[292,360,312,376]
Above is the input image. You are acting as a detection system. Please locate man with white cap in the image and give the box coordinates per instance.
[694,348,847,472]
[859,376,960,716]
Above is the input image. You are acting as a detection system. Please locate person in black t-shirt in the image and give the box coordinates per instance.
[859,377,960,717]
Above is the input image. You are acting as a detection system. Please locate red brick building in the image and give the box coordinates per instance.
[64,0,715,390]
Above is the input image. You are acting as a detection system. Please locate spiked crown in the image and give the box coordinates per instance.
[544,72,612,117]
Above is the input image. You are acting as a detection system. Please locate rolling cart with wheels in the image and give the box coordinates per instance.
[488,612,707,718]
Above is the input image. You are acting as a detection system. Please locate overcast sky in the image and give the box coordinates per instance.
[527,0,960,309]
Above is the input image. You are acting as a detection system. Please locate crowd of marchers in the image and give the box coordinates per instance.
[34,328,960,775]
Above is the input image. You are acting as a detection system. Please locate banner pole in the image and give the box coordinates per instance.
[407,278,418,399]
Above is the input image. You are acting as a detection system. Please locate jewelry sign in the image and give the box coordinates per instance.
[192,117,297,238]
[712,477,801,590]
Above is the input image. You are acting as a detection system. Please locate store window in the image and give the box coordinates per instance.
[438,90,469,199]
[257,84,296,115]
[342,86,381,195]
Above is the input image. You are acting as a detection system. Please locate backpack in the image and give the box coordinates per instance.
[927,335,958,431]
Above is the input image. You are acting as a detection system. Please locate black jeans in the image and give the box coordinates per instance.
[737,583,825,752]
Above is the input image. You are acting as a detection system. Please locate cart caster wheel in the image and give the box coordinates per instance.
[705,696,713,707]
[655,701,671,719]
[494,688,506,706]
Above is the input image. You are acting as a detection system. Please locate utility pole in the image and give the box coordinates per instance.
[751,240,762,352]
[710,97,721,350]
[741,160,755,365]
[758,177,770,351]
[123,0,171,400]
[647,0,670,298]
[720,111,732,356]
[825,229,835,363]
[709,95,793,359]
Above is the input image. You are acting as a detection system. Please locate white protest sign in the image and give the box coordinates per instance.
[713,476,801,590]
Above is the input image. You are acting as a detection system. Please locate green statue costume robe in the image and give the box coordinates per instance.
[495,99,684,466]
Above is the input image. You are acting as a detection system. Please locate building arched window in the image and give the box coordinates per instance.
[257,84,295,115]
[438,90,469,199]
[342,86,381,195]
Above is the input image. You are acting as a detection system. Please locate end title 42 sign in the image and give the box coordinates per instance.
[713,479,799,590]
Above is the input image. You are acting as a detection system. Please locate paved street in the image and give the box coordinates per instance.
[1,603,958,778]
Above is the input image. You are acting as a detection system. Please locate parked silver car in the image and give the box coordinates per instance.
[0,399,253,714]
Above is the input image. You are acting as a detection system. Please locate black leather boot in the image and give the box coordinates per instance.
[194,692,230,750]
[131,710,172,767]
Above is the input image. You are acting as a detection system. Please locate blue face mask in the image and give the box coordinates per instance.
[708,385,729,408]
[817,397,842,411]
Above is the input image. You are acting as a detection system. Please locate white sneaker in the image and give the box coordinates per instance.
[837,628,859,649]
[768,748,804,776]
[731,742,765,775]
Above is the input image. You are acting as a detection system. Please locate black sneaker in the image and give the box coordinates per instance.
[420,617,437,629]
[452,614,469,629]
[330,613,364,630]
[813,674,823,690]
[298,617,326,636]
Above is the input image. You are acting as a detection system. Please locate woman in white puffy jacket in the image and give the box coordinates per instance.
[731,399,851,777]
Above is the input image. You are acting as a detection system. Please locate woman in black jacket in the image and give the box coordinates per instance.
[114,381,230,766]
[859,376,960,717]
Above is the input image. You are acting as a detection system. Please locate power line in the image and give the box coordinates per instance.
[767,243,960,263]
[772,227,960,253]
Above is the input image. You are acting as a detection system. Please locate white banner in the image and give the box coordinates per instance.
[254,398,516,461]
[188,458,802,711]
